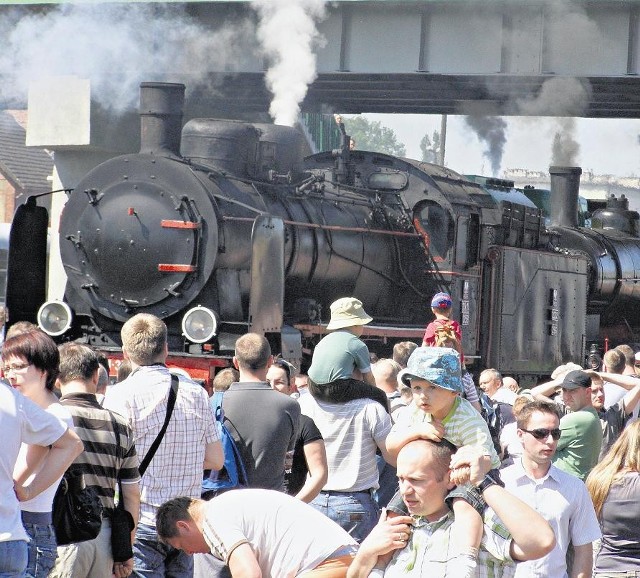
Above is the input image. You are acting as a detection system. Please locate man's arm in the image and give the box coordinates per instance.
[529,378,563,403]
[14,428,84,501]
[296,440,328,503]
[450,447,555,562]
[597,372,640,416]
[347,512,414,578]
[114,481,140,578]
[570,543,593,578]
[203,439,224,471]
[227,542,262,578]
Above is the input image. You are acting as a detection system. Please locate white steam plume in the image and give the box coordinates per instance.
[252,0,327,126]
[0,4,254,112]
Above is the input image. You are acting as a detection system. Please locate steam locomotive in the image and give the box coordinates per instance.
[8,82,640,386]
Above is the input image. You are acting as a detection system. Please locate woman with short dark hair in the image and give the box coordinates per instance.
[7,330,74,578]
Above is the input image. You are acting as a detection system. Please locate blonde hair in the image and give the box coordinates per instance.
[586,420,640,518]
[121,313,167,366]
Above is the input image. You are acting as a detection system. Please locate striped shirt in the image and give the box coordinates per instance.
[59,393,140,511]
[103,365,219,526]
[299,395,392,492]
[392,396,501,469]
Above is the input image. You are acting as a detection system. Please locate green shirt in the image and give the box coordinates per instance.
[307,330,371,385]
[553,406,602,480]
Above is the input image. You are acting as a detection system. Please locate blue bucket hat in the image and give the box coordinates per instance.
[401,346,462,393]
[431,292,452,309]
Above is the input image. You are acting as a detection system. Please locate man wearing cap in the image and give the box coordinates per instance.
[307,297,389,410]
[553,370,603,480]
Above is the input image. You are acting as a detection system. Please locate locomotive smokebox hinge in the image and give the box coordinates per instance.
[66,233,83,249]
[84,188,103,206]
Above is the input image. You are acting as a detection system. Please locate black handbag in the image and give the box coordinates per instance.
[110,375,178,561]
[52,469,103,546]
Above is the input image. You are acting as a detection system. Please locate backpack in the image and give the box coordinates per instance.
[433,321,459,349]
[202,391,248,497]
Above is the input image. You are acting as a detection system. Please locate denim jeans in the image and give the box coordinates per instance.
[0,540,28,577]
[22,521,57,578]
[311,490,379,543]
[132,522,193,578]
[374,454,398,509]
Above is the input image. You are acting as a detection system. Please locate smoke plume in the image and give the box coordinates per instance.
[462,103,507,176]
[251,0,326,126]
[0,3,254,112]
[551,118,580,166]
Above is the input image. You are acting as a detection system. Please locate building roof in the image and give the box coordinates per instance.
[0,111,53,194]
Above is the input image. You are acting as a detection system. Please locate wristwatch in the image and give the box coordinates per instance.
[475,472,503,493]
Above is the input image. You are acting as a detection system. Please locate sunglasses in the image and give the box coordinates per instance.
[520,427,562,441]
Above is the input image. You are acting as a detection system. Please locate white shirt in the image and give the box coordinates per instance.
[492,387,518,405]
[298,395,391,491]
[501,459,601,578]
[0,386,67,542]
[103,364,219,526]
[202,489,356,578]
[15,402,74,513]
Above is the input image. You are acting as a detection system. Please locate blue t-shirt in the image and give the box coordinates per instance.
[308,330,371,385]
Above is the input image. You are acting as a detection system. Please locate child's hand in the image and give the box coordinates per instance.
[449,446,492,486]
[417,421,444,441]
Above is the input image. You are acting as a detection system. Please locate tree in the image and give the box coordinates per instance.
[420,130,441,163]
[341,116,406,156]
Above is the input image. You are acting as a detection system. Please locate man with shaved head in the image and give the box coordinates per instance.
[348,440,555,577]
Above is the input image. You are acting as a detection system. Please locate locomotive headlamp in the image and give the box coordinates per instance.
[182,306,218,343]
[37,301,73,337]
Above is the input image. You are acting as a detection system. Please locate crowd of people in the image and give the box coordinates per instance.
[2,292,640,578]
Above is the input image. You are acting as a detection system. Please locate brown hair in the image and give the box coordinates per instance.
[604,349,625,374]
[2,330,59,390]
[234,333,271,371]
[121,313,167,366]
[516,400,562,430]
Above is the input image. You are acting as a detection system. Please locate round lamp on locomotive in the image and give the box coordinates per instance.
[37,300,73,337]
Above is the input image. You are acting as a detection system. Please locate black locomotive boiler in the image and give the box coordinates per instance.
[8,82,640,386]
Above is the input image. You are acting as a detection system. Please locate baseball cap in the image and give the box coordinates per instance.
[400,346,462,393]
[561,369,592,390]
[326,297,373,331]
[431,292,452,309]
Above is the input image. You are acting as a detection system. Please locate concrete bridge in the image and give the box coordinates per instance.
[1,0,640,179]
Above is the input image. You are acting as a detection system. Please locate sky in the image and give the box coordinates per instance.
[368,114,640,178]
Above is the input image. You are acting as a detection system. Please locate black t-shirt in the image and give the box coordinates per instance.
[286,414,323,496]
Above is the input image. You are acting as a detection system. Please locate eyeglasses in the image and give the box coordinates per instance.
[520,427,562,441]
[2,362,31,374]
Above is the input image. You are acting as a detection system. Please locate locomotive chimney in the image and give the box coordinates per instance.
[548,166,582,229]
[139,82,185,156]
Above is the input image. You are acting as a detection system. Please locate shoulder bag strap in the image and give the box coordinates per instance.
[138,374,179,476]
[106,409,126,508]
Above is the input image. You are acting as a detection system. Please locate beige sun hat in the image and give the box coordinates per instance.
[326,297,373,331]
